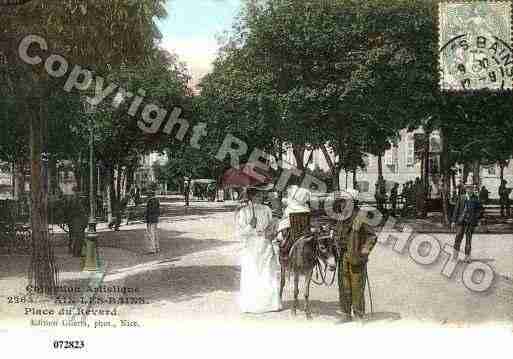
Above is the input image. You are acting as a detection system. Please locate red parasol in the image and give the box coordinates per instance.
[222,163,272,188]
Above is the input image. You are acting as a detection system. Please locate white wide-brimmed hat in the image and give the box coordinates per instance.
[286,185,311,205]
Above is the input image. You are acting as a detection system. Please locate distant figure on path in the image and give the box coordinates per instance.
[451,184,482,262]
[145,190,161,254]
[374,179,386,213]
[69,195,88,257]
[415,177,425,217]
[390,183,399,216]
[236,186,281,314]
[479,185,489,205]
[134,186,141,206]
[499,180,511,218]
[184,178,190,207]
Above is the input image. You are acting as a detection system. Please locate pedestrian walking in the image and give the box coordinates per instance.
[145,190,160,254]
[374,179,386,213]
[134,186,141,206]
[401,181,412,217]
[69,194,88,257]
[451,184,482,262]
[184,178,190,207]
[390,182,399,217]
[479,185,489,205]
[415,177,425,217]
[499,180,511,218]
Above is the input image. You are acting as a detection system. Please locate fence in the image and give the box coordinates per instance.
[0,198,30,253]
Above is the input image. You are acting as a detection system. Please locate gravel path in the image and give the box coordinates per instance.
[1,198,512,330]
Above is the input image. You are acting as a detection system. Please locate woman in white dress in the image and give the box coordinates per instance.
[236,187,281,313]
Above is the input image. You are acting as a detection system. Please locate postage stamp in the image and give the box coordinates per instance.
[439,1,513,91]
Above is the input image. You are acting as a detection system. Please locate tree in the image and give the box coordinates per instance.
[91,53,191,224]
[202,0,437,192]
[1,0,169,294]
[202,0,513,220]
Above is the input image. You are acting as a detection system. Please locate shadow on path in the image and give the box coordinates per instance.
[126,201,237,223]
[98,227,235,258]
[118,265,240,303]
[281,300,340,319]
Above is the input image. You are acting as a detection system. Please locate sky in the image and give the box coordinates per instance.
[156,0,242,87]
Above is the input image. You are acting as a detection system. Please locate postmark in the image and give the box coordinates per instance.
[439,1,513,91]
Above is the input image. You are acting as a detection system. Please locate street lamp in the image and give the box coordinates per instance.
[82,96,100,272]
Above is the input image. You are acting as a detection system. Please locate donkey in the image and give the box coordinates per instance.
[278,225,337,319]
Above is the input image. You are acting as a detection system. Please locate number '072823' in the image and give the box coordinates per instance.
[52,340,85,349]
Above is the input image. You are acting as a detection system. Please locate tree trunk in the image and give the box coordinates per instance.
[105,165,114,224]
[28,96,57,295]
[292,145,306,172]
[304,148,315,169]
[463,163,470,185]
[11,161,15,199]
[116,165,122,202]
[125,166,135,197]
[422,134,430,218]
[472,160,480,186]
[14,158,26,201]
[377,153,383,181]
[332,168,340,192]
[115,165,128,225]
[440,128,450,226]
[320,145,338,191]
[352,168,357,189]
[49,157,58,196]
[499,162,505,183]
[72,157,82,193]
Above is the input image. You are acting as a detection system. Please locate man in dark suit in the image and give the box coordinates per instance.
[451,184,482,262]
[499,180,511,218]
[145,190,161,254]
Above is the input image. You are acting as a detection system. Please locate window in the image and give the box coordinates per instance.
[384,149,394,166]
[357,181,370,193]
[406,136,415,166]
[385,146,399,172]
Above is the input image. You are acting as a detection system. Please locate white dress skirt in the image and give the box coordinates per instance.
[236,202,281,313]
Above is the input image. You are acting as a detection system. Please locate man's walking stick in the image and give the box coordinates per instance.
[364,263,374,315]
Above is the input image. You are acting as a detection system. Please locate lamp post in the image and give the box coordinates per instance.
[82,98,99,271]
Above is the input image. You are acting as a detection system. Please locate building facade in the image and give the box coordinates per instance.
[282,128,513,201]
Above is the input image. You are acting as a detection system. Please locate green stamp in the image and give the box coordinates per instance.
[439,1,513,91]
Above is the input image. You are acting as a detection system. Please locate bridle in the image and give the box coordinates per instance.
[283,225,338,287]
[311,233,338,286]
